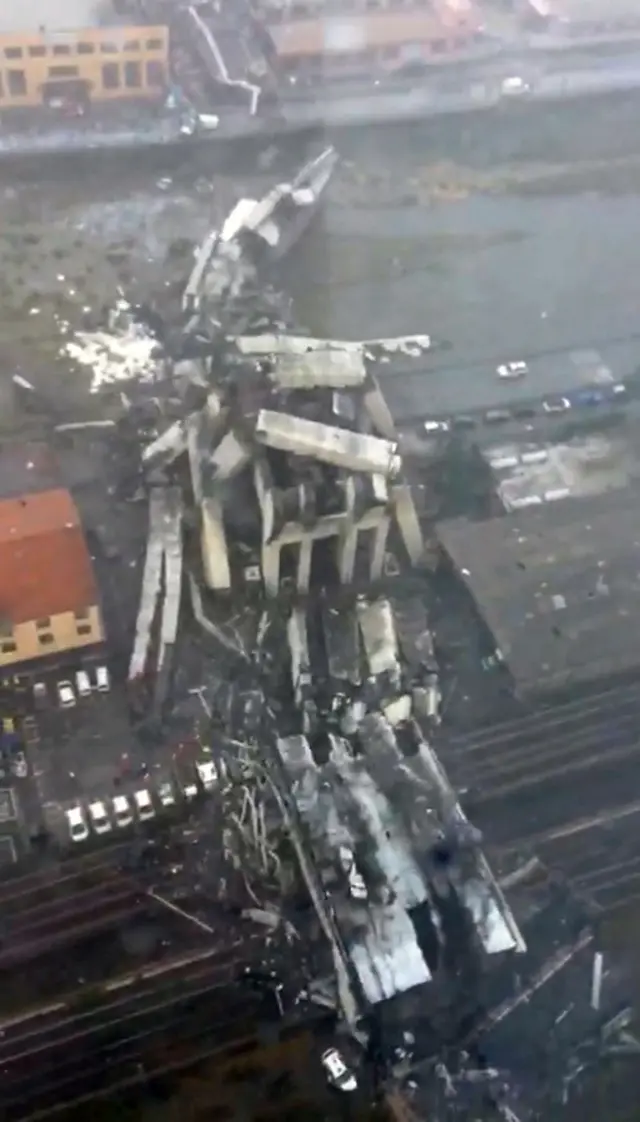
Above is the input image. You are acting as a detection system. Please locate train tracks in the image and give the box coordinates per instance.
[0,850,159,968]
[0,938,269,1121]
[438,681,640,911]
[495,799,640,914]
[438,679,640,804]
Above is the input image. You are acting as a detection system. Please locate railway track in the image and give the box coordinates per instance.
[0,866,150,967]
[0,943,268,1121]
[494,800,640,914]
[438,679,640,803]
[0,842,137,906]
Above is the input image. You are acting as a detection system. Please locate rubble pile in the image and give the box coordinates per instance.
[400,860,640,1120]
[65,297,163,393]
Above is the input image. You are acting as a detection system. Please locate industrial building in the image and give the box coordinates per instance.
[437,486,640,698]
[0,442,103,670]
[0,18,169,112]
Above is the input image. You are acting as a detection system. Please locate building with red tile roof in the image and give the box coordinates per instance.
[0,484,104,669]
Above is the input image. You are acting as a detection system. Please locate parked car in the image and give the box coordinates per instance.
[501,76,530,96]
[33,681,48,710]
[112,794,134,828]
[66,805,89,843]
[157,781,176,807]
[11,751,28,779]
[57,680,76,709]
[497,360,527,379]
[133,788,155,821]
[75,670,92,698]
[423,419,450,434]
[321,1047,358,1092]
[542,396,571,413]
[88,800,111,834]
[182,782,199,801]
[484,408,511,424]
[22,715,40,747]
[195,759,218,791]
[94,665,110,693]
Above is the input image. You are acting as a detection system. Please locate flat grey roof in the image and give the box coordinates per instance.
[0,0,102,32]
[437,487,640,696]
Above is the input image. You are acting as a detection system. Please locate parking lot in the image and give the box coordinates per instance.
[0,659,222,854]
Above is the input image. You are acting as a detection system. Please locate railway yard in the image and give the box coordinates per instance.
[4,109,640,1122]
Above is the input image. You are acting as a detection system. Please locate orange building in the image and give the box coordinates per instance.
[0,485,104,669]
[0,24,169,110]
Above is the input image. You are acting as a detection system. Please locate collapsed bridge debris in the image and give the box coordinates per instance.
[117,170,637,1114]
[182,145,338,319]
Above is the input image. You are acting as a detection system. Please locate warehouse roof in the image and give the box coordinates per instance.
[0,488,98,625]
[437,487,640,696]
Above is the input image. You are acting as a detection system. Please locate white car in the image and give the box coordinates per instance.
[112,794,133,828]
[497,360,527,379]
[94,665,110,693]
[157,781,176,807]
[88,800,112,834]
[11,751,28,779]
[338,845,368,901]
[134,788,155,820]
[501,76,530,96]
[195,759,218,791]
[183,782,199,801]
[57,680,76,709]
[75,670,92,698]
[542,396,571,413]
[321,1047,357,1092]
[423,419,450,434]
[66,805,89,843]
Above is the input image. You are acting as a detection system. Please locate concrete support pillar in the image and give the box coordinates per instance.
[262,540,281,597]
[392,483,424,566]
[363,377,397,440]
[370,515,390,581]
[297,535,314,594]
[337,526,358,586]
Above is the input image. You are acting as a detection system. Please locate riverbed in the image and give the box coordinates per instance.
[5,93,640,418]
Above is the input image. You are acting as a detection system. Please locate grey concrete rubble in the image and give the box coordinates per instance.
[254,411,402,478]
[131,307,526,1030]
[397,859,639,1120]
[182,145,338,319]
